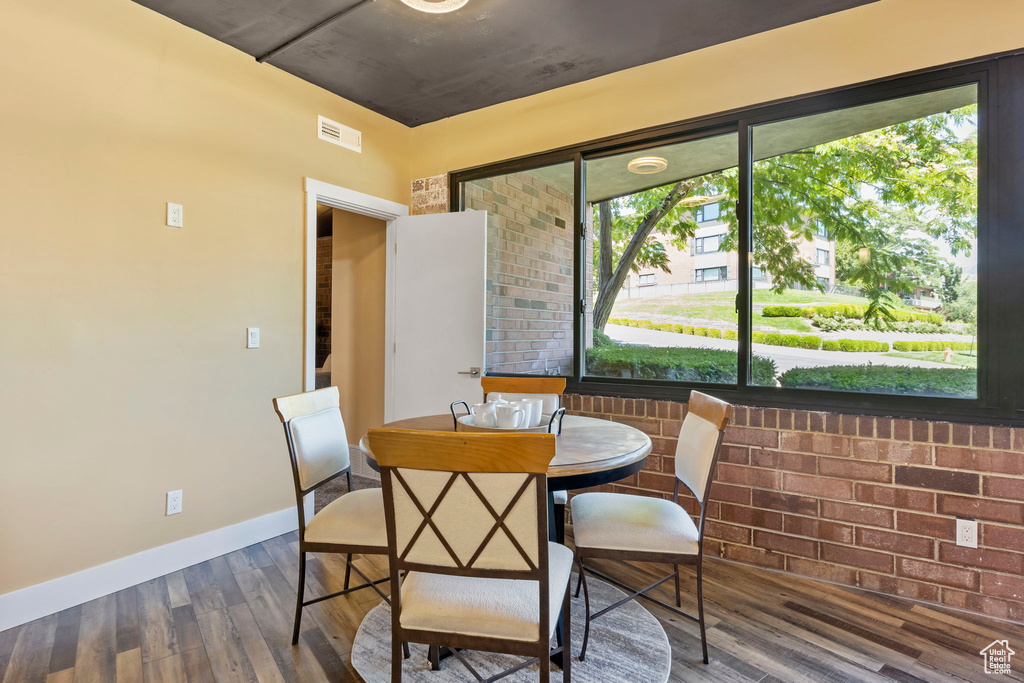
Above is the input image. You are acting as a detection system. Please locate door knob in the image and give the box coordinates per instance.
[457,367,481,377]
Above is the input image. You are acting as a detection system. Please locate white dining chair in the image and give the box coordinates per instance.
[569,390,732,664]
[272,386,391,645]
[370,428,572,683]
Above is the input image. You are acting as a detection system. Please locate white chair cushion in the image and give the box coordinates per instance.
[570,492,700,556]
[304,488,387,548]
[399,542,573,642]
[552,490,568,505]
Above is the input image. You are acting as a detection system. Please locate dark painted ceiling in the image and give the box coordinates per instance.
[134,0,879,126]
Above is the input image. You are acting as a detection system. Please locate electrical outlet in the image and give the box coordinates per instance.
[247,327,260,349]
[166,490,183,516]
[166,202,183,228]
[956,517,977,548]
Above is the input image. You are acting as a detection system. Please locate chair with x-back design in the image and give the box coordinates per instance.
[369,428,572,683]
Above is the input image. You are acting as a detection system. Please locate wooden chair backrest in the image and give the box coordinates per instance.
[370,429,555,579]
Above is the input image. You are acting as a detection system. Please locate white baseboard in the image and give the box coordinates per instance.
[0,505,301,632]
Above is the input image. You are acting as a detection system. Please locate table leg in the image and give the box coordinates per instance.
[548,490,565,669]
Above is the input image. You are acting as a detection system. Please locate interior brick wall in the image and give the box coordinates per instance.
[464,172,575,375]
[565,393,1024,622]
[315,235,332,368]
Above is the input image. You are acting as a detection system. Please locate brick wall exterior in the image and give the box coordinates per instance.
[565,393,1024,622]
[315,235,331,368]
[464,171,575,375]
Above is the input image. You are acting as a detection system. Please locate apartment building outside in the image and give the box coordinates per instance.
[623,200,836,299]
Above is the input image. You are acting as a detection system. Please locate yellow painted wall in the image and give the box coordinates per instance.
[408,0,1024,179]
[0,0,409,594]
[330,210,388,444]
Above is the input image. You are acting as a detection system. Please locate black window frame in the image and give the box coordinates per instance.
[450,51,1024,425]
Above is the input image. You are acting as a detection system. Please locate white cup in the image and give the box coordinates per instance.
[471,402,497,428]
[495,403,526,429]
[511,399,543,428]
[487,393,507,405]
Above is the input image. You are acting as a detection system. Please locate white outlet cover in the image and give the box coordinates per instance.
[956,518,977,548]
[166,490,183,516]
[247,327,260,349]
[166,202,183,228]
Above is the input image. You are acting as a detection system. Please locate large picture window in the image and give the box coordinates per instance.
[452,56,1011,421]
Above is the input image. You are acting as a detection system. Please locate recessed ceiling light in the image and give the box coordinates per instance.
[627,156,668,175]
[401,0,468,12]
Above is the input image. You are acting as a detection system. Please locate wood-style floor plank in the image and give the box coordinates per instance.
[113,588,139,655]
[71,594,116,683]
[3,616,57,683]
[141,654,186,683]
[113,649,142,683]
[194,607,259,682]
[0,624,21,682]
[181,647,217,683]
[136,577,178,664]
[183,558,247,616]
[47,605,82,675]
[166,571,191,610]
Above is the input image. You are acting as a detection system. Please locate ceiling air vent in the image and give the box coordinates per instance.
[317,115,361,153]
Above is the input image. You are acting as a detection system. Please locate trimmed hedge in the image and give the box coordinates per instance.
[586,346,776,385]
[762,304,943,325]
[762,305,803,317]
[821,339,890,352]
[778,364,976,398]
[751,332,823,350]
[892,341,976,352]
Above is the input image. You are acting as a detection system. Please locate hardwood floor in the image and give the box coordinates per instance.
[2,529,1022,683]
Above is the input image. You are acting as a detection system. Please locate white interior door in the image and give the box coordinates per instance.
[390,210,487,421]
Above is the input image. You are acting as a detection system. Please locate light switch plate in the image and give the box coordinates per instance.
[247,327,260,349]
[166,202,183,228]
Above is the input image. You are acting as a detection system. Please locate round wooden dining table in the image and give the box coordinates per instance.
[358,413,652,541]
[359,413,651,489]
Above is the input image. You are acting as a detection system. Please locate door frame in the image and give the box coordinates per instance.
[303,177,409,430]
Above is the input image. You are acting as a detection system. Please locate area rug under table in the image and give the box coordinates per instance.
[351,574,671,683]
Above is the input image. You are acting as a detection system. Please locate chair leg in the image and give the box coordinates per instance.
[577,557,591,662]
[292,551,306,645]
[562,581,572,681]
[392,636,403,683]
[574,566,583,599]
[674,564,681,608]
[697,558,708,664]
[402,642,410,660]
[539,647,550,683]
[343,553,352,591]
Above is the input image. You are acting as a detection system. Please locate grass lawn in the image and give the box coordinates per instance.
[610,288,899,332]
[885,351,978,368]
